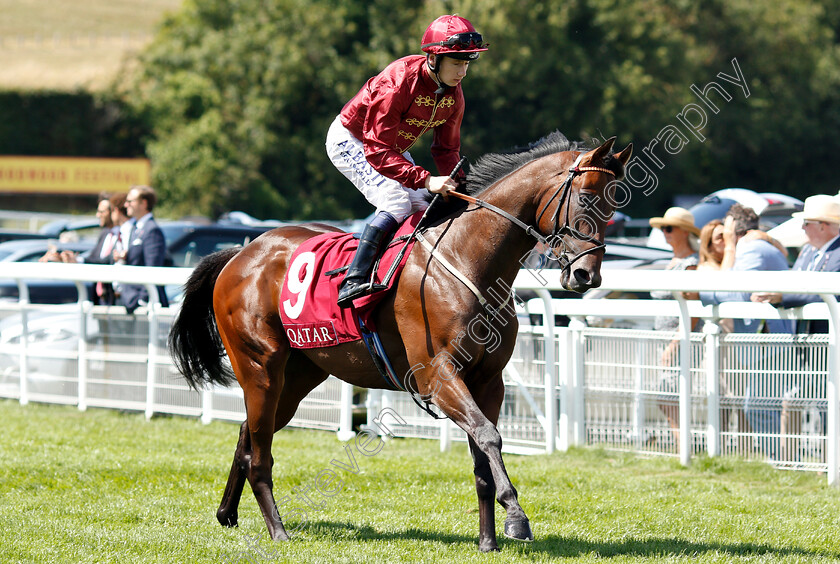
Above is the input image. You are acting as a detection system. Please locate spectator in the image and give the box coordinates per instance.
[648,207,700,447]
[89,193,130,305]
[116,185,169,313]
[751,194,840,458]
[40,192,113,264]
[38,193,123,305]
[751,194,840,328]
[649,207,701,309]
[699,203,790,460]
[698,218,788,273]
[107,192,130,261]
[689,217,755,446]
[697,219,724,270]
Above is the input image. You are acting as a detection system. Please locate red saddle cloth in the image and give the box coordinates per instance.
[279,212,422,349]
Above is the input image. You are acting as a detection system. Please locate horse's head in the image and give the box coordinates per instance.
[536,136,633,292]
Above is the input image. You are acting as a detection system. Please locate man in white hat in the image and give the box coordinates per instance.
[750,194,840,458]
[752,194,840,322]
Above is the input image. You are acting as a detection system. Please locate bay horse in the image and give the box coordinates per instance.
[170,132,632,552]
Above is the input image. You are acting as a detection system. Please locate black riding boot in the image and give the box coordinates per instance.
[337,223,388,308]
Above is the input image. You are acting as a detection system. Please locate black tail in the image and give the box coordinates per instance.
[169,247,241,390]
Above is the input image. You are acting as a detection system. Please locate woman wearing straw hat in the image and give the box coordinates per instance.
[648,207,700,449]
[648,206,701,331]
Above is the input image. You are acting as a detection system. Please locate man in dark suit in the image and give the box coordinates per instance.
[117,185,169,313]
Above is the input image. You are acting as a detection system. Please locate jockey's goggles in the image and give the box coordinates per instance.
[422,32,488,51]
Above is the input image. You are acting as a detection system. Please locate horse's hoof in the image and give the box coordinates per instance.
[217,511,238,528]
[270,530,291,542]
[478,539,500,552]
[503,517,534,542]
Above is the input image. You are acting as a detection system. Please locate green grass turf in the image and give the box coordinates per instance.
[1,399,839,563]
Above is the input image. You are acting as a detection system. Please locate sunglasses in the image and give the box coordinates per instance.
[662,226,675,233]
[802,220,823,228]
[426,32,488,50]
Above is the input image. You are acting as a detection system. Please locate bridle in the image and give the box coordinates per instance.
[447,153,617,273]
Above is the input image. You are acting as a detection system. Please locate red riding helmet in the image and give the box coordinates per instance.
[421,15,488,61]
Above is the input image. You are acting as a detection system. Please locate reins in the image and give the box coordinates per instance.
[447,154,617,272]
[367,153,616,412]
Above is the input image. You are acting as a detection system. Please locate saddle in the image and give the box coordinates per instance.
[278,211,423,349]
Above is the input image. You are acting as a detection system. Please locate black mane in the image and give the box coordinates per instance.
[422,131,623,226]
[464,131,591,196]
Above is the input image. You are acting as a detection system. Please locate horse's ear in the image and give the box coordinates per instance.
[614,143,633,167]
[587,136,616,164]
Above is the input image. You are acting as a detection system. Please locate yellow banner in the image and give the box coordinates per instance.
[0,157,151,194]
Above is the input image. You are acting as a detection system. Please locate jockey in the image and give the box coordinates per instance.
[326,14,488,308]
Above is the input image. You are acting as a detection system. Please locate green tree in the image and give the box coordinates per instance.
[116,0,840,220]
[119,0,402,219]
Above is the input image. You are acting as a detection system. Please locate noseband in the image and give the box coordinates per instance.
[448,154,616,274]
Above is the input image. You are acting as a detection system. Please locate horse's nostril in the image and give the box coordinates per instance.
[573,268,592,286]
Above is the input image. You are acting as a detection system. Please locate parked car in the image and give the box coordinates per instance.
[0,238,95,263]
[0,222,273,304]
[0,216,104,245]
[517,240,671,328]
[0,305,82,389]
[164,223,272,267]
[0,229,51,244]
[0,239,97,303]
[38,217,100,241]
[601,239,672,270]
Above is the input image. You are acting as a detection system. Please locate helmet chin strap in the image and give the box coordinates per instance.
[427,55,449,94]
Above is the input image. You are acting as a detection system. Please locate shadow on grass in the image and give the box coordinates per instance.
[304,520,839,560]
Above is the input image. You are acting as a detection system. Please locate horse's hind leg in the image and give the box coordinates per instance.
[216,350,328,538]
[240,352,291,541]
[217,420,251,527]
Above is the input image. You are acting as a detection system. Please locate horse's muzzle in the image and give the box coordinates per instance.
[561,260,603,293]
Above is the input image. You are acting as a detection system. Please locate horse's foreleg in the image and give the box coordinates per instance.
[468,436,498,552]
[434,375,533,550]
[471,374,533,544]
[217,421,251,527]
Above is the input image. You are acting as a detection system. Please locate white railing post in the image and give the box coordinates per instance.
[631,339,645,449]
[704,321,721,456]
[675,293,692,466]
[556,322,571,452]
[569,317,587,446]
[821,294,840,486]
[366,388,382,433]
[535,289,556,454]
[145,293,159,421]
[337,380,355,441]
[201,387,214,424]
[18,279,29,406]
[439,417,452,452]
[77,300,90,411]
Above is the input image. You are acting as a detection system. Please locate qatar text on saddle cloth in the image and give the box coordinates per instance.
[279,212,422,349]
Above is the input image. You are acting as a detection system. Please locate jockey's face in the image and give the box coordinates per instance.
[433,55,470,87]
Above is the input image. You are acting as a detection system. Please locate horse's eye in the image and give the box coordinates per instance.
[579,191,599,204]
